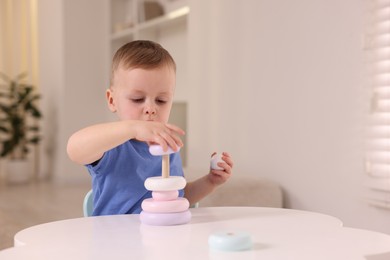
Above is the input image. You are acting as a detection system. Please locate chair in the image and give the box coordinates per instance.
[83,189,94,217]
[190,202,199,208]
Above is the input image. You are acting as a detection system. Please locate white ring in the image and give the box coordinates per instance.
[144,176,186,191]
[149,145,180,156]
[210,153,224,170]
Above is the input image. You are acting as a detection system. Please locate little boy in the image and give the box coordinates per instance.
[67,40,233,216]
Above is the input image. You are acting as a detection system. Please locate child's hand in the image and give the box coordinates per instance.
[208,152,233,186]
[132,121,185,152]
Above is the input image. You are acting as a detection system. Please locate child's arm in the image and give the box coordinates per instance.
[67,120,185,165]
[184,152,233,205]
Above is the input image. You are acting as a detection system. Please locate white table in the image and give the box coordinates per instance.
[1,207,390,259]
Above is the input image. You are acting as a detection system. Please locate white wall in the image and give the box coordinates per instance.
[38,0,110,183]
[187,0,390,234]
[38,0,67,181]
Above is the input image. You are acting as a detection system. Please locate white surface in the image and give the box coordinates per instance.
[1,207,390,259]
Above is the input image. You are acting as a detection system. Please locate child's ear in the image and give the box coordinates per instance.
[106,88,116,112]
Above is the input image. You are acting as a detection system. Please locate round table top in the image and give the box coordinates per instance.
[1,207,390,260]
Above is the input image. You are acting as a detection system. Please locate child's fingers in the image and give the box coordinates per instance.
[167,129,184,148]
[166,123,185,135]
[210,169,226,176]
[222,152,231,157]
[160,132,181,152]
[221,152,233,168]
[217,162,232,174]
[222,157,233,168]
[144,122,183,152]
[153,135,168,152]
[210,169,231,182]
[210,159,232,174]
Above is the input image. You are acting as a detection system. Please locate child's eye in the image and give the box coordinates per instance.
[156,99,167,104]
[131,98,144,103]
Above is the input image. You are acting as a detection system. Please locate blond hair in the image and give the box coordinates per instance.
[111,40,176,85]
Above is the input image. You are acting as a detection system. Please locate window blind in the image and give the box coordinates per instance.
[366,0,390,209]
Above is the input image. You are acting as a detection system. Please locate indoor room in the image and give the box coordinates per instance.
[0,0,390,258]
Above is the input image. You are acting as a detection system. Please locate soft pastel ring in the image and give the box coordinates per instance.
[149,145,180,156]
[142,197,189,213]
[144,176,186,191]
[210,153,224,170]
[140,210,192,226]
[208,231,253,251]
[152,190,179,201]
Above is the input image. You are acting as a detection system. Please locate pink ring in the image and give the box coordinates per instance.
[140,210,192,226]
[152,191,179,201]
[141,198,189,213]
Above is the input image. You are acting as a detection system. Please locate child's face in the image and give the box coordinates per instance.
[107,66,175,123]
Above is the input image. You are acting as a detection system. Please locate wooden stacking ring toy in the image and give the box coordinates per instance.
[210,153,224,170]
[152,190,179,201]
[208,231,253,251]
[142,197,190,213]
[140,144,191,226]
[140,210,192,226]
[149,144,180,156]
[144,176,186,191]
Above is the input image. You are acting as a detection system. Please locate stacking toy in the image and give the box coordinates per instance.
[208,231,253,251]
[140,144,191,226]
[210,153,224,170]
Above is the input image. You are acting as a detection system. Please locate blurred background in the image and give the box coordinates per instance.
[1,0,389,250]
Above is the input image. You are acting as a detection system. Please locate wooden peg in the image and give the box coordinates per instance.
[162,154,170,178]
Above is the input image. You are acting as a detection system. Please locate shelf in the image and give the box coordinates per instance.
[110,6,189,41]
[137,6,189,30]
[111,27,136,41]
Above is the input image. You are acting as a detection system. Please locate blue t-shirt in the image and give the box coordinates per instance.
[86,140,184,216]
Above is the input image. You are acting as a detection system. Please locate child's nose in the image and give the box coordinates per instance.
[144,103,156,115]
[146,109,156,115]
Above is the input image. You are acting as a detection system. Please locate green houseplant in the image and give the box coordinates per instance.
[0,72,42,160]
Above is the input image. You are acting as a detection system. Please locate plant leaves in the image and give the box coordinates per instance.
[0,72,10,82]
[29,136,41,144]
[15,72,28,81]
[0,126,9,133]
[0,71,42,157]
